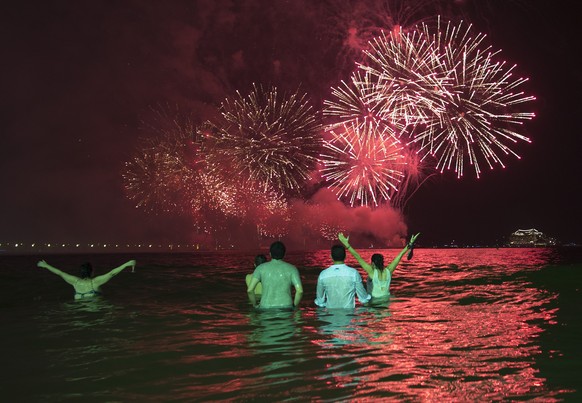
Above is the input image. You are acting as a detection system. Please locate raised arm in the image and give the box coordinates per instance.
[92,260,136,287]
[37,260,79,285]
[338,233,373,276]
[386,233,420,274]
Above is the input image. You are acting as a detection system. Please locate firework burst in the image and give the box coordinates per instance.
[361,28,449,128]
[204,84,322,193]
[359,18,535,178]
[416,18,536,177]
[255,190,290,239]
[320,122,406,207]
[324,69,400,137]
[122,107,204,214]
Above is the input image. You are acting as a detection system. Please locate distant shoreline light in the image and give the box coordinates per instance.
[0,242,204,252]
[0,240,576,254]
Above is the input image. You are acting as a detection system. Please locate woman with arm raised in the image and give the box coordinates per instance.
[37,259,136,300]
[338,232,420,301]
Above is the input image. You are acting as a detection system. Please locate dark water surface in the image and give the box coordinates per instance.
[1,248,581,401]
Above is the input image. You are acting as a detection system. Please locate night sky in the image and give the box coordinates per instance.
[1,0,580,248]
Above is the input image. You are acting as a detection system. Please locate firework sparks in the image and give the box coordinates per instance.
[324,69,400,137]
[123,145,200,214]
[362,28,449,128]
[418,18,536,177]
[320,122,406,206]
[121,10,536,245]
[205,84,322,193]
[255,190,290,239]
[359,18,535,178]
[122,107,204,214]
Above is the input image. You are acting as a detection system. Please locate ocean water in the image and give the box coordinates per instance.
[1,247,581,401]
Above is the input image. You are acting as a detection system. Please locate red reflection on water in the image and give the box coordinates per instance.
[124,248,567,400]
[308,248,564,400]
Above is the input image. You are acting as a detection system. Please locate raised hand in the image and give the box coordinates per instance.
[409,233,420,245]
[407,233,420,260]
[127,260,137,272]
[338,232,350,247]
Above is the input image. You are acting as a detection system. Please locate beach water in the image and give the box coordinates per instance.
[1,247,581,401]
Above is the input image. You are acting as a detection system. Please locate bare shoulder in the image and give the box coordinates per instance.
[285,261,299,271]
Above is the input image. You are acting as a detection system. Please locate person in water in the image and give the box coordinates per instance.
[314,244,371,309]
[37,259,136,300]
[245,254,267,298]
[247,241,303,309]
[338,232,420,302]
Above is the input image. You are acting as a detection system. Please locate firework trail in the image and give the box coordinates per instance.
[359,18,535,178]
[389,148,438,210]
[205,84,322,193]
[319,121,406,207]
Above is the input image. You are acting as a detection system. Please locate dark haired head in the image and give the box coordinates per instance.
[80,262,93,279]
[254,254,267,267]
[331,244,346,262]
[371,253,384,270]
[269,241,286,260]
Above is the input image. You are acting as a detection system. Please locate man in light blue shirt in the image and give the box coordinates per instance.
[247,241,303,309]
[315,244,371,309]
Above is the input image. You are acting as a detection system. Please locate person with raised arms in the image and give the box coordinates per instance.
[37,259,136,300]
[338,232,420,303]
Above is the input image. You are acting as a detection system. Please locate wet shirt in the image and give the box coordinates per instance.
[368,268,391,298]
[315,264,371,309]
[252,260,302,309]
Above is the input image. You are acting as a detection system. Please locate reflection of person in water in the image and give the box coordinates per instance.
[247,309,301,347]
[37,259,136,300]
[246,254,267,299]
[315,309,368,348]
[246,309,303,373]
[338,232,420,303]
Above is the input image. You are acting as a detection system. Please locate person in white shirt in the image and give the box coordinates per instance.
[315,244,371,309]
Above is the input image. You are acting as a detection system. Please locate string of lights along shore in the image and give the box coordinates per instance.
[123,13,535,241]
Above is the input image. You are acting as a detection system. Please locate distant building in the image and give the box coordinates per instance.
[507,228,557,247]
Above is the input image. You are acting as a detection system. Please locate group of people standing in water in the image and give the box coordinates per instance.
[246,232,420,309]
[37,231,419,307]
